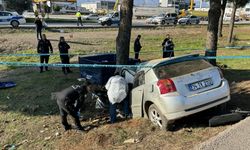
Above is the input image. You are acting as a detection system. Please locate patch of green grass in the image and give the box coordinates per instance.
[191,11,208,17]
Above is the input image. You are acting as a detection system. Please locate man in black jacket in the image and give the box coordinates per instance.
[37,34,53,73]
[134,35,142,60]
[34,17,43,40]
[56,82,91,131]
[58,36,72,74]
[161,34,175,58]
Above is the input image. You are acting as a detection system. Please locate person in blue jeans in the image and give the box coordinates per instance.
[105,71,129,123]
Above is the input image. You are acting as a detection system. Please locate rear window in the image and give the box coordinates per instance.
[154,59,212,79]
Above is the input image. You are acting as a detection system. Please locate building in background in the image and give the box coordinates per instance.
[80,0,115,13]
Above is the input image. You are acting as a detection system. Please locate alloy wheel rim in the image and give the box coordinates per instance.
[150,108,163,128]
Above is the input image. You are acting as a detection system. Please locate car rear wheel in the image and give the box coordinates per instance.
[148,104,171,131]
[11,20,19,28]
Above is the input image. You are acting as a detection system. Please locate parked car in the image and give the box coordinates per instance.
[83,14,100,20]
[178,15,200,25]
[152,13,178,25]
[98,11,120,26]
[0,11,26,28]
[145,15,157,24]
[126,54,230,130]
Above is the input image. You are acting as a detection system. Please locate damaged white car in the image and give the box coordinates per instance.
[123,54,230,130]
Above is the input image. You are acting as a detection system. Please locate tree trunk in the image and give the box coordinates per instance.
[228,3,237,44]
[218,0,227,37]
[116,0,134,65]
[205,0,221,66]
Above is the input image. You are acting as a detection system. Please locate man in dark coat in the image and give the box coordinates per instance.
[162,34,175,58]
[58,36,72,74]
[56,83,91,131]
[37,34,53,73]
[134,35,142,60]
[34,17,43,40]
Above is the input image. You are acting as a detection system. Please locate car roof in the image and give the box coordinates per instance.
[139,54,201,72]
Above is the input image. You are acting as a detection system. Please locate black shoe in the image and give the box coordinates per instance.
[64,125,72,131]
[40,70,43,73]
[75,126,84,131]
[67,70,73,73]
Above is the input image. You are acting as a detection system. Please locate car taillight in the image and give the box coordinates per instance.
[157,79,176,94]
[217,68,224,79]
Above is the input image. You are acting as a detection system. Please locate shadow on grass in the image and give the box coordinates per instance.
[49,39,93,45]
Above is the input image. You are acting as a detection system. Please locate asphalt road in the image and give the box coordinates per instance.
[0,20,250,29]
[195,117,250,150]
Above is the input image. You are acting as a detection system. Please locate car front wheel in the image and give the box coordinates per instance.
[106,20,112,26]
[161,20,165,25]
[148,104,171,131]
[101,22,105,26]
[11,20,19,28]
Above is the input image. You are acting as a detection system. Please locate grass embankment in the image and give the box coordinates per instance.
[1,25,250,149]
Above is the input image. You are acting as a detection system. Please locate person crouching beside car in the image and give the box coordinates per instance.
[56,82,91,131]
[105,71,129,123]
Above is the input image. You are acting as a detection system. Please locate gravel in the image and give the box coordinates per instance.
[195,117,250,150]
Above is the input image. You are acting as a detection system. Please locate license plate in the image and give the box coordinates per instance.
[188,78,213,91]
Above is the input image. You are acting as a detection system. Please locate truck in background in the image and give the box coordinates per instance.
[133,6,176,19]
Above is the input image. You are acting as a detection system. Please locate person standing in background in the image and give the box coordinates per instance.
[34,17,43,40]
[134,35,142,60]
[58,36,72,75]
[76,10,83,26]
[37,34,53,73]
[162,34,175,58]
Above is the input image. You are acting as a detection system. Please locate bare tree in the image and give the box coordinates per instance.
[218,0,228,37]
[116,0,134,65]
[205,0,221,66]
[228,0,249,44]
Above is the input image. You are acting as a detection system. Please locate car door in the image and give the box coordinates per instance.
[190,16,196,24]
[131,71,145,117]
[0,12,4,25]
[112,12,120,24]
[1,12,12,25]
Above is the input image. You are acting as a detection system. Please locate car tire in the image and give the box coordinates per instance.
[11,20,19,28]
[161,20,165,25]
[196,21,199,24]
[106,20,112,26]
[86,18,89,20]
[148,104,171,131]
[101,22,105,26]
[186,21,190,25]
